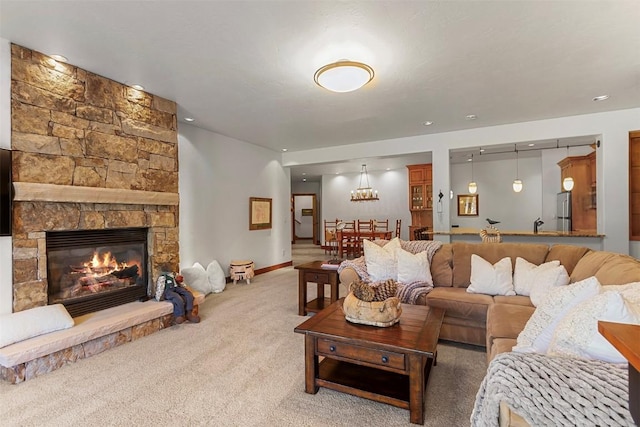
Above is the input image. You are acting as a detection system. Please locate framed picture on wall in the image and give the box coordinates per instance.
[249,197,272,230]
[457,194,478,216]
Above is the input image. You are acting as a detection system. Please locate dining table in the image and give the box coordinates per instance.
[336,230,393,258]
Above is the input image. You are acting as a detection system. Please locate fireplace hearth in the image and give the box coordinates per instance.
[46,228,149,317]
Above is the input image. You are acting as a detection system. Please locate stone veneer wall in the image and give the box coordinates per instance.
[10,44,179,313]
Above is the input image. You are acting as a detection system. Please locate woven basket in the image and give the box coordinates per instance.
[341,292,402,327]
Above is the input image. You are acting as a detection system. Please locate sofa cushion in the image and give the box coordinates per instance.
[426,287,493,321]
[570,251,619,282]
[431,243,453,287]
[594,254,640,285]
[451,242,549,288]
[492,295,533,306]
[487,303,535,343]
[545,244,591,276]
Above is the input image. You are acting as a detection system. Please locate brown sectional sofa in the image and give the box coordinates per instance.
[339,241,640,426]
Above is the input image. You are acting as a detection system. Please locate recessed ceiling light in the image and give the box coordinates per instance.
[184,117,195,122]
[50,54,67,63]
[131,84,145,91]
[302,173,306,176]
[528,143,535,147]
[593,95,609,101]
[423,121,433,126]
[282,148,288,152]
[465,114,477,120]
[467,158,473,162]
[479,149,485,153]
[302,178,307,182]
[386,168,391,171]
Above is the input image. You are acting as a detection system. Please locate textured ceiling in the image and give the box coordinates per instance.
[1,1,639,180]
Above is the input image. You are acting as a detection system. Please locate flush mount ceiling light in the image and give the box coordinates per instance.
[314,60,374,93]
[184,117,195,122]
[423,121,434,126]
[593,95,610,101]
[131,84,145,91]
[465,114,477,120]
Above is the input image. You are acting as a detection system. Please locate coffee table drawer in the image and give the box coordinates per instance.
[317,339,405,370]
[305,272,329,284]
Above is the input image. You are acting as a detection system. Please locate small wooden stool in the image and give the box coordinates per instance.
[229,260,255,285]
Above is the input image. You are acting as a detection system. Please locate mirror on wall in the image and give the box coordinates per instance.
[449,136,598,232]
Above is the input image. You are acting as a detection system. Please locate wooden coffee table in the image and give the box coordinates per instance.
[294,299,444,424]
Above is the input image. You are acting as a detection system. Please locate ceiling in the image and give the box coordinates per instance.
[1,1,639,181]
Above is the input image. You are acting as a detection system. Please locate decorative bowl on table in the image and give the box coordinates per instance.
[342,291,402,327]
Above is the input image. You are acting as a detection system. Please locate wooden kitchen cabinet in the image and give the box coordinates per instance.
[629,131,640,240]
[407,164,433,240]
[558,154,596,233]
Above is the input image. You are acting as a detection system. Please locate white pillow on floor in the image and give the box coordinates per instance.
[181,262,210,294]
[206,260,226,293]
[467,255,514,296]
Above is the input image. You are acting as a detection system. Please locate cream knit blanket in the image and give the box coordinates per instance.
[471,352,634,427]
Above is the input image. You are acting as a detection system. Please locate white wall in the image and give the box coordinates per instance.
[321,168,411,240]
[178,124,291,273]
[450,156,542,230]
[284,108,640,254]
[0,38,12,314]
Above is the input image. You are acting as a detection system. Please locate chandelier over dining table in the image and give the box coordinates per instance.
[351,164,379,202]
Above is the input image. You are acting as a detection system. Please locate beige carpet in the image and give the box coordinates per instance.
[0,266,487,426]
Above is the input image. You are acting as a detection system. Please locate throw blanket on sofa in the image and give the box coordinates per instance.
[471,352,633,427]
[338,240,442,304]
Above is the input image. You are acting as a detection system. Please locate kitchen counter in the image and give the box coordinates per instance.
[427,228,603,237]
[425,228,604,250]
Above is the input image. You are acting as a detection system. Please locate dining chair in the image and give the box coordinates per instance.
[374,219,389,231]
[356,219,373,232]
[395,219,401,238]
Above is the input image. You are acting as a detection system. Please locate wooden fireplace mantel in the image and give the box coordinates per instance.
[13,182,179,206]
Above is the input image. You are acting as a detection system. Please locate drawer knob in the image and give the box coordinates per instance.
[381,356,389,364]
[329,345,336,352]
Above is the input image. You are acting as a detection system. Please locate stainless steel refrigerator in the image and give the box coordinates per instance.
[557,191,572,232]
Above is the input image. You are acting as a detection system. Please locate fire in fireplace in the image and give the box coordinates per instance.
[46,228,149,317]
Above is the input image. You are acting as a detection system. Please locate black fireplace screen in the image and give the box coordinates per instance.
[46,228,148,317]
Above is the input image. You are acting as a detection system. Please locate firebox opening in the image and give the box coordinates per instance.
[46,228,149,317]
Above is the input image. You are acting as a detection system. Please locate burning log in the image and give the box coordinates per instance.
[111,264,138,279]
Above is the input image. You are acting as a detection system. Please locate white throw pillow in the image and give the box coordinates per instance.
[363,237,401,281]
[206,260,226,293]
[0,304,74,348]
[466,255,515,296]
[528,264,570,307]
[513,257,560,296]
[396,248,433,285]
[180,262,211,294]
[513,276,601,354]
[548,290,640,363]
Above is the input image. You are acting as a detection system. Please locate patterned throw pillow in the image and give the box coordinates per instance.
[548,290,640,363]
[363,237,401,281]
[513,276,601,354]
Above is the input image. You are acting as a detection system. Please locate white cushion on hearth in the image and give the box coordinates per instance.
[0,304,74,349]
[206,260,226,293]
[180,262,210,294]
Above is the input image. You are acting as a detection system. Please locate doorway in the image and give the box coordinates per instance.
[291,193,318,244]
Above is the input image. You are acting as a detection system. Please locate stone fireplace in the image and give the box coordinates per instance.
[10,44,180,315]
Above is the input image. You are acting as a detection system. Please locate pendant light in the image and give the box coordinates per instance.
[468,154,477,194]
[513,146,523,193]
[562,145,574,191]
